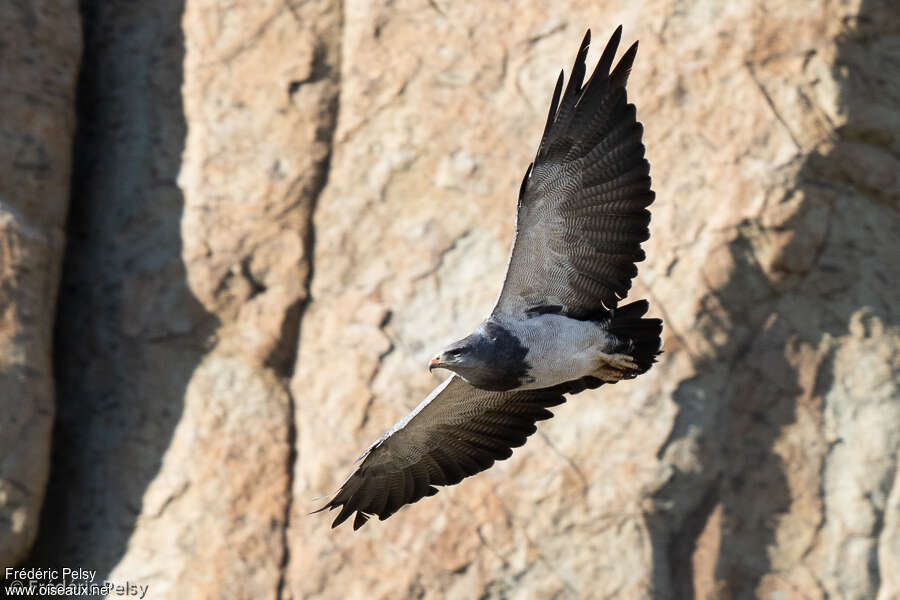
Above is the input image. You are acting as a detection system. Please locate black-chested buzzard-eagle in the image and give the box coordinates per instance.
[316,27,662,530]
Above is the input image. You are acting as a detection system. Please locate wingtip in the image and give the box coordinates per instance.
[609,24,623,47]
[590,24,624,81]
[352,512,370,530]
[536,71,565,158]
[578,29,591,55]
[330,503,356,528]
[610,40,639,86]
[309,503,330,515]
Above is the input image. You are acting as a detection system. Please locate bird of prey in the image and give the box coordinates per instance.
[316,26,662,530]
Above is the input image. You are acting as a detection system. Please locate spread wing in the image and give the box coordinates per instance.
[493,27,654,320]
[315,374,565,529]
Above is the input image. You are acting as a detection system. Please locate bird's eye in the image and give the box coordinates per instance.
[447,349,461,357]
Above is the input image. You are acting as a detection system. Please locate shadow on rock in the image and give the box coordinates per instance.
[647,0,899,597]
[27,0,219,581]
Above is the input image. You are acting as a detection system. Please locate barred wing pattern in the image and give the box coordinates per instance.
[315,375,564,529]
[493,27,654,319]
[318,27,654,530]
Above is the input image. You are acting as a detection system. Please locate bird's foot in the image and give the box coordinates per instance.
[594,353,638,382]
[601,352,638,371]
[595,366,628,382]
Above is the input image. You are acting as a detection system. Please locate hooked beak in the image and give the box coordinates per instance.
[428,354,443,371]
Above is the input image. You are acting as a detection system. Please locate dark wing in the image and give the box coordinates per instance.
[493,27,654,320]
[315,374,565,530]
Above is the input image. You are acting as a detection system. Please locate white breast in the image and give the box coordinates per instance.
[504,314,610,390]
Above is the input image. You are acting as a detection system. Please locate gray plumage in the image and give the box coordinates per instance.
[316,27,662,530]
[317,375,565,530]
[495,26,651,320]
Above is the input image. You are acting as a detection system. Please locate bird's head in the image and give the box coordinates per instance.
[428,338,478,373]
[427,325,523,391]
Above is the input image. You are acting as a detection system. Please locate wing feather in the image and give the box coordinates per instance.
[493,27,654,320]
[315,375,565,528]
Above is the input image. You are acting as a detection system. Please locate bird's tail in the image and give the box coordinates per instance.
[608,299,662,374]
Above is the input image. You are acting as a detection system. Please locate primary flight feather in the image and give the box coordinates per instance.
[316,27,662,530]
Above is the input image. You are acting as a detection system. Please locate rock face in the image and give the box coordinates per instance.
[28,1,339,598]
[0,0,81,567]
[290,0,899,598]
[9,0,900,598]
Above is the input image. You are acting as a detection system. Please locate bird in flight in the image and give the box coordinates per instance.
[316,26,661,530]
